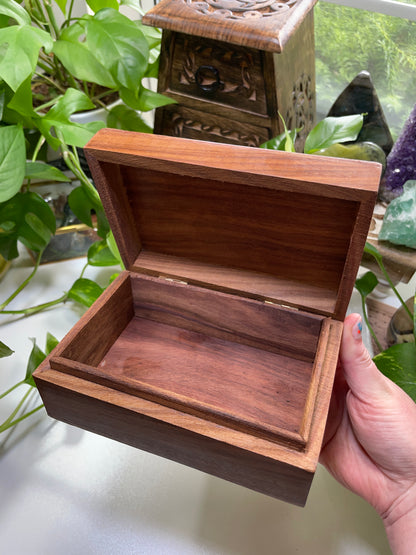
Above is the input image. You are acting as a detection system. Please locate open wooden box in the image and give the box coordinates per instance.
[34,130,381,506]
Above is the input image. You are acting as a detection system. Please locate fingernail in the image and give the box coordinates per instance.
[352,318,363,341]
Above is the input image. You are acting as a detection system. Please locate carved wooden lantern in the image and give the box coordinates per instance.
[142,0,317,148]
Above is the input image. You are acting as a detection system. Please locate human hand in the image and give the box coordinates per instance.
[320,313,416,555]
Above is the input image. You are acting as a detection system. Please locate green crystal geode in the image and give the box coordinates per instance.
[379,181,416,248]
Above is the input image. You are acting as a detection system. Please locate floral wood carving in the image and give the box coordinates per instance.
[184,0,298,20]
[179,39,258,102]
[170,112,263,147]
[284,73,314,143]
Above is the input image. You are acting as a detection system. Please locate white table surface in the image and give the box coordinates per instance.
[0,255,393,555]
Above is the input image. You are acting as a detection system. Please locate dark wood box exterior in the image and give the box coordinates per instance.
[34,130,381,506]
[143,0,316,147]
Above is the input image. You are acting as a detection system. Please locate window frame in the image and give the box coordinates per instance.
[321,0,416,21]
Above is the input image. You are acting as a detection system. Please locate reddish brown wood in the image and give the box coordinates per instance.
[130,274,323,361]
[34,131,379,506]
[142,0,317,53]
[85,129,381,321]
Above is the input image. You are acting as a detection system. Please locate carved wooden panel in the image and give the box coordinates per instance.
[168,33,268,115]
[143,0,317,52]
[183,0,299,21]
[155,104,270,147]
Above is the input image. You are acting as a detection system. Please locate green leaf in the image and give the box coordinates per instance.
[106,230,122,266]
[87,0,119,11]
[0,340,14,358]
[121,0,146,14]
[137,87,177,112]
[0,0,31,25]
[88,239,119,266]
[68,185,102,228]
[355,271,378,299]
[6,77,36,123]
[364,241,383,264]
[53,22,116,89]
[85,9,149,90]
[68,278,104,307]
[37,88,105,148]
[109,272,120,284]
[304,115,364,154]
[374,343,416,401]
[54,0,68,14]
[25,162,69,183]
[0,25,53,91]
[0,125,26,202]
[260,129,297,152]
[0,191,56,259]
[25,338,46,387]
[45,332,59,355]
[414,294,416,340]
[107,104,152,133]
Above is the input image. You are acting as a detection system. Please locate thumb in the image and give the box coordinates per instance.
[340,313,397,403]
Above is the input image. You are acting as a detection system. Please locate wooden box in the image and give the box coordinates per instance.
[34,130,381,506]
[143,0,317,148]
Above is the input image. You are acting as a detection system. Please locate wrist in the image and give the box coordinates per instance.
[381,483,416,555]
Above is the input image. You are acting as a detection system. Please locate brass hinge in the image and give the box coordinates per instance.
[161,276,188,285]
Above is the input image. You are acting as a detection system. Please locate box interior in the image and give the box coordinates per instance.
[103,162,360,318]
[51,273,330,451]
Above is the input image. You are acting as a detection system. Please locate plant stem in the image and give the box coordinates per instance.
[0,381,25,399]
[361,294,383,352]
[43,0,60,39]
[35,71,67,95]
[0,293,68,317]
[0,252,43,312]
[31,135,46,162]
[0,405,44,433]
[0,388,33,432]
[0,386,44,434]
[377,259,413,321]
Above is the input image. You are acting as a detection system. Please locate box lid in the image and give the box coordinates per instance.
[84,129,380,320]
[142,0,316,53]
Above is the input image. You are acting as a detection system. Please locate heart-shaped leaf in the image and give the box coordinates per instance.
[304,115,364,154]
[0,191,56,259]
[374,343,416,401]
[0,125,25,202]
[68,185,109,238]
[0,0,30,25]
[0,25,52,91]
[0,340,14,358]
[68,278,104,307]
[107,104,152,133]
[37,88,105,149]
[25,162,69,183]
[86,9,149,91]
[25,338,46,387]
[260,129,297,152]
[45,332,59,355]
[355,271,378,299]
[87,0,119,11]
[88,239,119,266]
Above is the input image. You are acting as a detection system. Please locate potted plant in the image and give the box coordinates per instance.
[0,0,175,432]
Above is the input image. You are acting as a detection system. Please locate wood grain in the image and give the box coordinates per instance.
[32,131,379,506]
[142,0,317,53]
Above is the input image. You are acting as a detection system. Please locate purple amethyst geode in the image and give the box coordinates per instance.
[381,103,416,200]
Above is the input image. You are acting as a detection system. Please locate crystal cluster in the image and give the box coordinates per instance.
[379,181,416,248]
[381,103,416,199]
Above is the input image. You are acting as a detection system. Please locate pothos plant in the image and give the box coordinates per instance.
[262,115,416,401]
[355,243,416,401]
[0,0,175,433]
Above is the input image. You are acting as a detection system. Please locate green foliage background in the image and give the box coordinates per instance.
[315,3,416,138]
